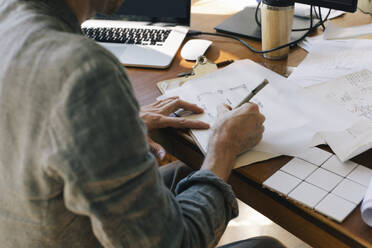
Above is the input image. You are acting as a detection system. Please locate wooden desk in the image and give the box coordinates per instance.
[127,8,372,248]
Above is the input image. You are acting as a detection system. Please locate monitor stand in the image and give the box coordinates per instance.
[215,7,316,42]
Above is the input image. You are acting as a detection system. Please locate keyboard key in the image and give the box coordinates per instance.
[82,27,171,46]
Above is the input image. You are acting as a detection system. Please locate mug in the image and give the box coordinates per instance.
[261,0,295,60]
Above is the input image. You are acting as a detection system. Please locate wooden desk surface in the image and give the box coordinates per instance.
[126,7,372,248]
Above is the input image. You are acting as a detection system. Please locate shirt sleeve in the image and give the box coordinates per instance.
[44,50,238,248]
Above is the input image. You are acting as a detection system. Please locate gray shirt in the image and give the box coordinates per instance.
[0,0,238,247]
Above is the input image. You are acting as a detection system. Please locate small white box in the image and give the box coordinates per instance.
[347,165,372,187]
[332,178,367,204]
[288,181,328,208]
[306,168,343,192]
[263,171,302,196]
[280,158,318,180]
[321,155,358,177]
[315,194,357,223]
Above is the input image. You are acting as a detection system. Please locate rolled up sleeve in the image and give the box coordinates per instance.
[45,50,238,248]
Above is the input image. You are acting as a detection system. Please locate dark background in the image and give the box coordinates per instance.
[116,0,188,18]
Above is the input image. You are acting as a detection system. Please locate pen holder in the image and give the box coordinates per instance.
[261,0,294,60]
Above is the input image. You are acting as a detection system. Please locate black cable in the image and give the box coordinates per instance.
[310,5,314,28]
[318,6,326,31]
[255,2,261,27]
[358,7,372,16]
[188,3,334,54]
[187,27,311,54]
[313,6,320,19]
[255,2,329,33]
[188,26,311,54]
[292,8,331,31]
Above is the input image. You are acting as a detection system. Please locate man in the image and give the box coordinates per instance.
[0,0,284,247]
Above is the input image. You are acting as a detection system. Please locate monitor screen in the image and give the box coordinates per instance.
[295,0,358,12]
[96,0,191,25]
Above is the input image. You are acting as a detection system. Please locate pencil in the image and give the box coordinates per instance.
[235,79,269,109]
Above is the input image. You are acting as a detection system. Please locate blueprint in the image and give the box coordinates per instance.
[307,69,372,122]
[307,69,372,161]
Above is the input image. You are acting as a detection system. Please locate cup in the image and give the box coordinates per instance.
[261,0,294,60]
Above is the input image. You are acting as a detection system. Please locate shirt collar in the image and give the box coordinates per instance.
[34,0,82,34]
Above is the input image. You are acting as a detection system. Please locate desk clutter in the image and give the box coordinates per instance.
[263,147,372,223]
[158,58,372,225]
[157,28,372,226]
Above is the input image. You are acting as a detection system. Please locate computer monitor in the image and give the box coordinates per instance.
[96,0,191,25]
[215,0,358,41]
[295,0,358,12]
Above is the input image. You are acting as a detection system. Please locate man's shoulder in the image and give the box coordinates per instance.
[29,31,132,108]
[45,31,120,71]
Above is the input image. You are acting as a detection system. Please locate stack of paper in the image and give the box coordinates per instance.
[289,39,372,88]
[324,22,372,40]
[162,60,305,167]
[162,59,323,168]
[161,59,365,167]
[305,69,372,161]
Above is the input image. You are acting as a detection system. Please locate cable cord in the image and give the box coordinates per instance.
[291,8,331,32]
[358,7,372,16]
[188,4,331,54]
[316,6,326,31]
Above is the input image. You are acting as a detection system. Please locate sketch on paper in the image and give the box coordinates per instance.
[310,69,372,121]
[194,84,253,121]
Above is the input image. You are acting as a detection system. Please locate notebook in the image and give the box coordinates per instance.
[81,0,190,69]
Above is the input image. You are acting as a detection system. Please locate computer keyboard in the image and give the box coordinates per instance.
[81,27,171,46]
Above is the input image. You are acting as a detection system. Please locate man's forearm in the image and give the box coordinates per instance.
[201,143,237,181]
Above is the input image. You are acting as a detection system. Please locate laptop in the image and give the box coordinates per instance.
[81,0,190,69]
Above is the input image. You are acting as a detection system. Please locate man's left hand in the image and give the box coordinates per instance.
[140,96,210,131]
[140,96,210,161]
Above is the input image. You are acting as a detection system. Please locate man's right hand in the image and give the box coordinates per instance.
[201,103,265,181]
[210,103,265,157]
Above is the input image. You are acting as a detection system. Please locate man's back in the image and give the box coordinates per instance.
[0,0,246,247]
[0,0,111,246]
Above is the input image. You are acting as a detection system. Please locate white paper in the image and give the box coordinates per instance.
[290,80,361,154]
[324,21,372,40]
[191,0,257,15]
[289,39,372,88]
[296,69,372,121]
[164,60,314,165]
[317,120,372,161]
[361,178,372,227]
[294,3,344,19]
[305,70,372,160]
[235,150,278,168]
[298,35,325,52]
[163,59,366,167]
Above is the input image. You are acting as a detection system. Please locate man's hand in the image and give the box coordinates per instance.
[202,103,265,181]
[140,96,210,161]
[140,96,210,131]
[211,103,265,157]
